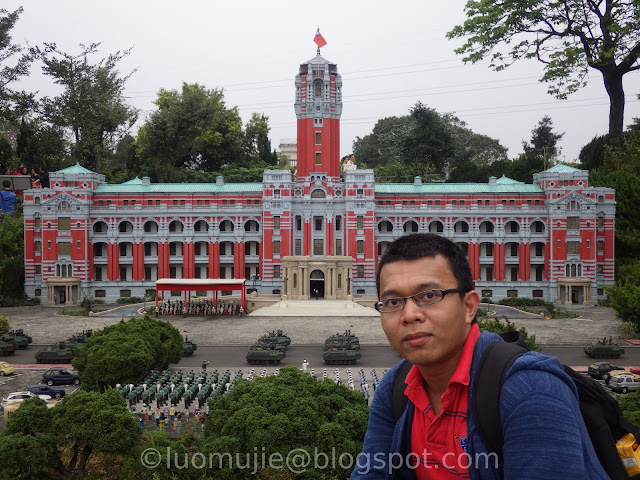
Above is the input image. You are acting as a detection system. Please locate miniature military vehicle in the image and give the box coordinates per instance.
[323,330,361,365]
[63,329,92,350]
[258,330,291,350]
[0,340,16,356]
[584,337,625,359]
[35,343,74,364]
[246,343,285,365]
[183,337,198,357]
[266,329,291,346]
[1,329,33,349]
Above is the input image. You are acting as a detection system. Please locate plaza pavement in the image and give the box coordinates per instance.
[0,299,626,347]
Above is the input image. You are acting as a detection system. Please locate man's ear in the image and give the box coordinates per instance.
[464,290,481,325]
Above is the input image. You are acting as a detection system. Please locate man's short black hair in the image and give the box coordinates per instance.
[376,233,474,297]
[2,180,10,188]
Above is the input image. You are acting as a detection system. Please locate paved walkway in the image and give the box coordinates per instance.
[0,301,625,346]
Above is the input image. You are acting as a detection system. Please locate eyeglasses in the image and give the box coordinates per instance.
[375,289,468,313]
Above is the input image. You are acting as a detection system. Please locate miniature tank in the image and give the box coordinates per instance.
[246,343,285,365]
[0,340,17,356]
[1,329,33,349]
[265,329,291,346]
[183,338,198,357]
[584,337,625,359]
[63,329,92,350]
[35,343,74,364]
[259,330,291,350]
[323,346,361,365]
[324,330,360,350]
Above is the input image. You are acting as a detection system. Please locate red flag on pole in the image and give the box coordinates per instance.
[314,28,327,48]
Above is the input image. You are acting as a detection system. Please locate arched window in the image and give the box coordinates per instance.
[311,189,326,198]
[58,201,70,211]
[314,79,323,97]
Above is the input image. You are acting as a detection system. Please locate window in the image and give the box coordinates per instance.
[597,217,604,230]
[58,243,71,256]
[34,217,41,229]
[313,239,324,255]
[296,216,302,231]
[170,267,177,279]
[567,217,580,230]
[35,241,41,254]
[34,288,41,296]
[95,290,106,298]
[597,288,604,296]
[567,241,580,255]
[120,290,131,298]
[357,189,364,198]
[273,216,281,230]
[357,216,364,230]
[273,265,281,279]
[58,201,70,211]
[293,274,297,289]
[273,189,281,199]
[314,80,322,97]
[357,265,365,278]
[335,238,342,255]
[273,241,281,255]
[145,267,152,281]
[510,267,518,281]
[507,289,518,298]
[597,240,604,254]
[315,152,321,165]
[295,238,302,256]
[315,132,321,145]
[314,216,323,231]
[119,243,128,256]
[119,267,127,280]
[597,265,604,274]
[335,216,342,230]
[338,274,342,288]
[481,290,493,298]
[357,240,364,254]
[58,217,70,231]
[35,265,41,275]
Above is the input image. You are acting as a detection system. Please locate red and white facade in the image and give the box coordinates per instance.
[22,52,616,305]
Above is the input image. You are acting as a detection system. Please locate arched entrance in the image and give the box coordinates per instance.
[310,269,325,299]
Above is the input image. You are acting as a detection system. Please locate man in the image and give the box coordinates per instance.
[351,233,607,479]
[37,166,50,188]
[0,180,17,214]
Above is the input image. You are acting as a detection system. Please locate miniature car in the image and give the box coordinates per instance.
[603,369,640,385]
[1,391,51,408]
[42,368,80,386]
[27,384,66,399]
[587,361,622,379]
[609,374,640,394]
[0,361,15,376]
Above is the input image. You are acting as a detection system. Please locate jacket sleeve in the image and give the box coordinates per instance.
[351,363,404,480]
[499,354,610,480]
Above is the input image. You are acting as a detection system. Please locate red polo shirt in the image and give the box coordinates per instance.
[405,323,481,479]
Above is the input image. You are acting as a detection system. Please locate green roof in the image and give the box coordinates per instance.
[120,177,143,185]
[94,183,263,194]
[543,162,582,173]
[375,182,542,194]
[495,175,523,185]
[56,163,97,175]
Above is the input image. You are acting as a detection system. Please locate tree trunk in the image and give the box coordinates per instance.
[77,445,92,478]
[602,68,625,134]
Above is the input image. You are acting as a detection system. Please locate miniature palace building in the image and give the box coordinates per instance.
[22,52,616,306]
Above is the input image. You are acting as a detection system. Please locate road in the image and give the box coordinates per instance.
[9,344,640,369]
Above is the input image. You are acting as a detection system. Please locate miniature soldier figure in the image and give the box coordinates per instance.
[202,359,209,372]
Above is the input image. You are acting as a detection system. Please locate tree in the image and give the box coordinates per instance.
[243,112,278,168]
[200,366,368,479]
[51,389,140,477]
[605,262,640,328]
[39,42,138,173]
[15,117,68,171]
[0,7,37,121]
[0,208,24,298]
[522,115,564,163]
[447,1,640,134]
[72,316,183,391]
[136,82,244,182]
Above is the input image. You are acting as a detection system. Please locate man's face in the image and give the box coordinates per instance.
[378,254,479,368]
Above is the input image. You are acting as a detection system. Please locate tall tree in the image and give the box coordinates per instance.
[136,82,244,182]
[447,0,640,134]
[522,115,564,164]
[15,117,67,171]
[243,112,278,167]
[39,42,138,173]
[0,7,37,121]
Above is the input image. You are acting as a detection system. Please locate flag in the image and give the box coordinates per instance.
[314,28,327,49]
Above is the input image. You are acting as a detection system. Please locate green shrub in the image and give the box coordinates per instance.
[478,316,540,351]
[116,297,144,304]
[0,295,40,307]
[0,315,9,334]
[498,297,549,307]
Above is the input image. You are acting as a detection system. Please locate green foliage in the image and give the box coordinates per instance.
[0,314,8,334]
[618,391,640,428]
[39,42,138,173]
[446,0,640,133]
[522,115,564,160]
[15,117,68,172]
[605,262,640,328]
[0,211,25,298]
[497,298,549,307]
[478,316,539,352]
[354,103,508,181]
[6,396,53,435]
[72,316,183,391]
[448,153,545,183]
[191,366,368,479]
[116,296,144,304]
[0,433,62,479]
[0,295,39,307]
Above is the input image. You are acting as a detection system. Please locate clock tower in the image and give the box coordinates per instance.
[294,53,342,179]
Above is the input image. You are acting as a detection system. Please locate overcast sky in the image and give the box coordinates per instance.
[7,0,640,166]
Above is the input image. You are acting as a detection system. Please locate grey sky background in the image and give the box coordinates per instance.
[8,0,640,166]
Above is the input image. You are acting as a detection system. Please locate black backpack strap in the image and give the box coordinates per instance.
[471,341,527,457]
[392,361,414,422]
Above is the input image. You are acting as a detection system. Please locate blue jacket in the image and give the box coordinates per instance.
[351,331,609,479]
[0,189,16,214]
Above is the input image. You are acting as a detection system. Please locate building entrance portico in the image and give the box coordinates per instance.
[557,277,592,305]
[46,277,81,305]
[282,256,353,300]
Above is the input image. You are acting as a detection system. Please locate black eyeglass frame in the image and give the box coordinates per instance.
[374,288,468,313]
